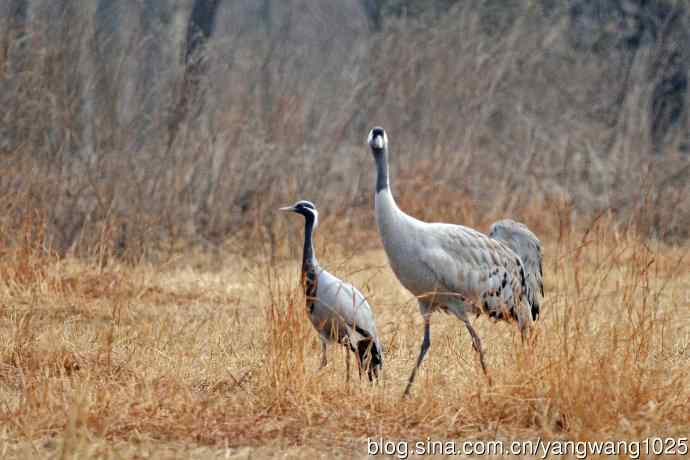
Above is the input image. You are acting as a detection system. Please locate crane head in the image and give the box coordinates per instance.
[367,127,388,152]
[279,200,319,226]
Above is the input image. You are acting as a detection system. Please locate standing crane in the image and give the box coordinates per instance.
[280,200,383,381]
[366,127,543,396]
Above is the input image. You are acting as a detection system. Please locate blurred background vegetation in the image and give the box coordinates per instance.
[1,0,688,260]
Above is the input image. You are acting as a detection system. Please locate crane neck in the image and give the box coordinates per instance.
[301,215,318,308]
[374,148,390,193]
[301,214,317,272]
[374,147,402,210]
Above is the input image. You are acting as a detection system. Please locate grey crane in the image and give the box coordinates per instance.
[280,200,383,381]
[366,127,543,396]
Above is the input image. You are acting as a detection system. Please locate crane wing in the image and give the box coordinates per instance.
[418,224,528,319]
[312,268,381,346]
[489,219,543,320]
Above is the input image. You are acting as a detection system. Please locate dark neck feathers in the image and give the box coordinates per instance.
[301,214,318,309]
[301,213,317,270]
[374,148,389,193]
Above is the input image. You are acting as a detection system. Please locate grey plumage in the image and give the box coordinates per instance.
[489,219,544,321]
[280,200,383,380]
[366,127,542,396]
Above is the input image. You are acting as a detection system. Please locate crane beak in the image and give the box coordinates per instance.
[279,206,295,213]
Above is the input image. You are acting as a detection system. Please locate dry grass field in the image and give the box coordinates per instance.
[1,4,690,458]
[0,210,688,459]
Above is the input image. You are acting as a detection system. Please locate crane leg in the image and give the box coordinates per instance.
[345,347,351,382]
[320,341,328,369]
[403,317,431,397]
[518,307,532,345]
[358,340,373,382]
[463,319,492,385]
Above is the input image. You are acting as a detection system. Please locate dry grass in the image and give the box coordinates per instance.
[0,212,688,459]
[1,3,688,458]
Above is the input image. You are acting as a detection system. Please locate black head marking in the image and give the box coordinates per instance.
[289,200,318,219]
[294,200,316,211]
[282,199,319,230]
[367,126,388,152]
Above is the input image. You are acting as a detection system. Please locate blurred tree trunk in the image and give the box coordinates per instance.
[570,0,689,155]
[0,0,29,150]
[167,0,221,150]
[78,3,98,168]
[360,0,382,31]
[1,0,28,65]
